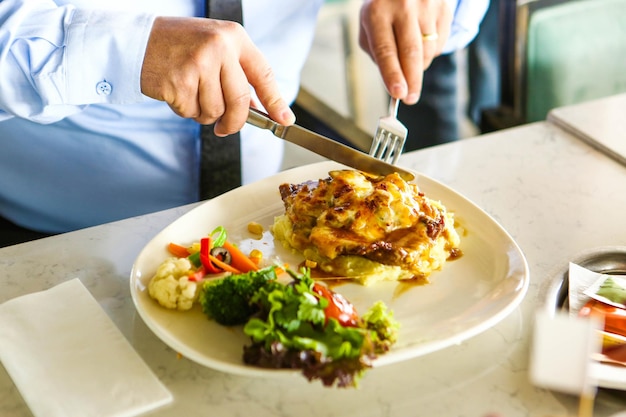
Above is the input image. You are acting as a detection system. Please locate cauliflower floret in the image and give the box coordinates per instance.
[148,257,198,310]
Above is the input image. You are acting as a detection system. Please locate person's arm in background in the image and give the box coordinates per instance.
[0,0,293,134]
[358,0,489,104]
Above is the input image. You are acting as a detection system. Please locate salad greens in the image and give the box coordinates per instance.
[200,267,399,387]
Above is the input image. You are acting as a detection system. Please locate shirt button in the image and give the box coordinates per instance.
[96,80,112,96]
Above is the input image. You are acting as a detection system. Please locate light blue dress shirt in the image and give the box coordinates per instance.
[0,0,488,233]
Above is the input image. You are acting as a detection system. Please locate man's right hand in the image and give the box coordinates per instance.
[358,0,452,105]
[140,16,295,136]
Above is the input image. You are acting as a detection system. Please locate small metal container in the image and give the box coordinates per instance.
[543,246,626,400]
[544,246,626,312]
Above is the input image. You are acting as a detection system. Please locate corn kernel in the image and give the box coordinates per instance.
[247,221,264,236]
[249,249,263,263]
[189,242,201,253]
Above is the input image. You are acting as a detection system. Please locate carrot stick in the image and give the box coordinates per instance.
[222,241,259,272]
[274,263,289,276]
[250,256,261,266]
[209,254,241,274]
[168,242,190,258]
[579,299,626,337]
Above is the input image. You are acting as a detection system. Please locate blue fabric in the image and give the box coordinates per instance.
[467,0,500,126]
[0,0,487,233]
[444,0,490,54]
[0,0,321,232]
[398,53,460,150]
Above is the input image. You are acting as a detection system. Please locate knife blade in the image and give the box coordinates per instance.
[246,108,415,181]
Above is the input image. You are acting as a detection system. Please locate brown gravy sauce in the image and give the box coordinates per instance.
[393,275,430,298]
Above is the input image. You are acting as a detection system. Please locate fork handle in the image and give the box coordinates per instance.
[388,97,400,118]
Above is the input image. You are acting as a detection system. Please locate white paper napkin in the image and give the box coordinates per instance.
[530,310,601,395]
[0,278,172,417]
[568,262,605,316]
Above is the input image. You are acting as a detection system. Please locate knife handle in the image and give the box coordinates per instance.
[247,108,280,133]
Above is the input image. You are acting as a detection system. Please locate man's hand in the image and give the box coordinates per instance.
[359,0,452,104]
[140,17,295,136]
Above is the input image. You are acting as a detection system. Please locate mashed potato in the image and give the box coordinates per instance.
[272,170,461,285]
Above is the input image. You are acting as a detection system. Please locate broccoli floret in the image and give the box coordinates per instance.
[199,266,279,325]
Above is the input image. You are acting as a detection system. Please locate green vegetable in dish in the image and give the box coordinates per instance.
[361,300,399,352]
[199,266,399,387]
[596,276,626,306]
[198,266,279,325]
[242,268,399,388]
[209,225,228,247]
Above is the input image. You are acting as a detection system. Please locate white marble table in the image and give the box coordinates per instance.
[548,93,626,166]
[2,119,626,417]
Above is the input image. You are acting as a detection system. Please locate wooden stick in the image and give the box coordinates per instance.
[578,392,595,417]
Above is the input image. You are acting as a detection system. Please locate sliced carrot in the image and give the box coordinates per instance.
[168,242,190,258]
[579,299,626,338]
[222,241,259,272]
[209,254,242,274]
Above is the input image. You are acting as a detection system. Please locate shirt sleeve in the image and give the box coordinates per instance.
[0,0,156,124]
[443,0,490,54]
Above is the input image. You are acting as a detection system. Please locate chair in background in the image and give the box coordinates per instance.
[482,0,626,132]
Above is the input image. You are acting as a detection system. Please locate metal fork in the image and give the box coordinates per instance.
[369,97,408,165]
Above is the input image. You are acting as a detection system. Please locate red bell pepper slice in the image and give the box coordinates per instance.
[200,237,223,274]
[188,266,207,282]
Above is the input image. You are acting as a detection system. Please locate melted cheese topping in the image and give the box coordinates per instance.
[273,170,460,284]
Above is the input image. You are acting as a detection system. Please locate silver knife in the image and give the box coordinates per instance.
[246,108,415,181]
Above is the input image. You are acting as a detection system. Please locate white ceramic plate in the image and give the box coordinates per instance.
[130,161,529,376]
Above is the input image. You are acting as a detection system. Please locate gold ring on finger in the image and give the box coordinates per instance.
[422,33,439,41]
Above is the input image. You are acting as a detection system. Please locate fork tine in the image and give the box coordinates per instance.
[371,133,389,160]
[369,97,408,166]
[389,135,404,164]
[373,132,396,162]
[369,134,384,157]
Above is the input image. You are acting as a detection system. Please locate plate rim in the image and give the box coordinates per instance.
[130,161,530,376]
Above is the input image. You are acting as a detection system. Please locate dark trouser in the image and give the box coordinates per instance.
[467,0,501,126]
[398,53,459,152]
[0,216,53,248]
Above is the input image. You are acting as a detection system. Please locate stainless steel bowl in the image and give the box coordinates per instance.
[544,246,626,312]
[543,246,626,401]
